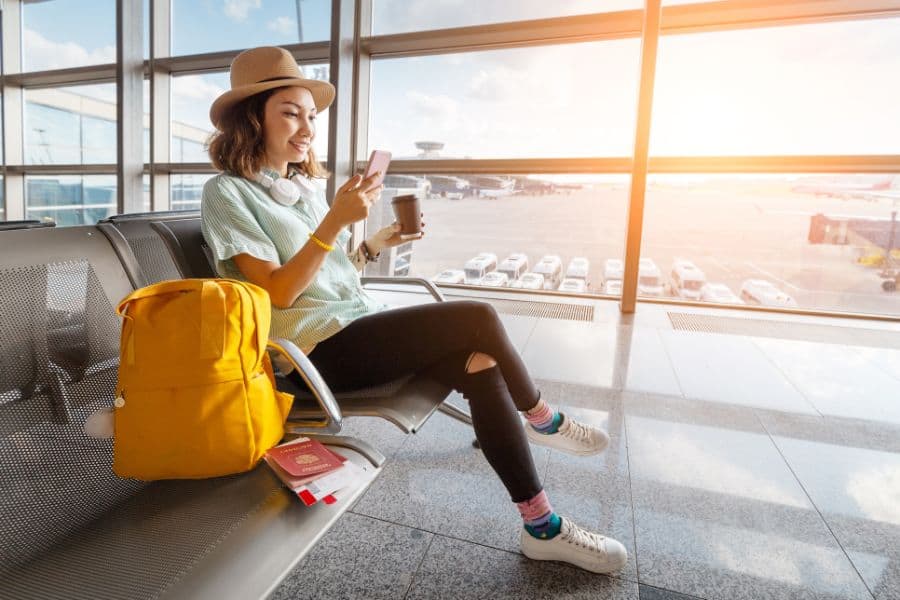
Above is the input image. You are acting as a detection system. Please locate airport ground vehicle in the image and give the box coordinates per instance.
[739,279,798,307]
[432,269,466,284]
[497,253,529,281]
[533,255,563,290]
[670,259,706,300]
[463,252,498,284]
[700,282,744,304]
[559,278,587,293]
[565,257,590,288]
[479,272,510,287]
[510,272,545,290]
[469,175,515,198]
[603,258,624,282]
[604,279,623,295]
[428,175,469,199]
[880,268,899,291]
[638,258,665,296]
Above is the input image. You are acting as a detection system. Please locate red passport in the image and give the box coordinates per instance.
[266,437,345,477]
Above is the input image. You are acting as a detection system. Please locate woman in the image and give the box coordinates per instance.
[201,46,626,574]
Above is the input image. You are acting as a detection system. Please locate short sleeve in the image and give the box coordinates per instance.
[201,176,280,266]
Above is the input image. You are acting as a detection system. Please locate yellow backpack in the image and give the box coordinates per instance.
[113,278,294,480]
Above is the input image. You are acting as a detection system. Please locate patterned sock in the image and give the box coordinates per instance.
[517,490,563,540]
[524,398,563,434]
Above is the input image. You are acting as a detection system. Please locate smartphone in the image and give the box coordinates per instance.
[363,150,392,189]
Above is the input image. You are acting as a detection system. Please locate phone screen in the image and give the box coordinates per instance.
[363,150,392,188]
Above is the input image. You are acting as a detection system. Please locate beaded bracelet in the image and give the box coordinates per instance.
[308,232,335,252]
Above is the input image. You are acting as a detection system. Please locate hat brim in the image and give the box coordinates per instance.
[209,78,335,129]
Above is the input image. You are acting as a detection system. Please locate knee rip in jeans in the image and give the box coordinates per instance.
[465,352,497,373]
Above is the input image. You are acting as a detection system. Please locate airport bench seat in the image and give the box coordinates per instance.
[0,224,384,600]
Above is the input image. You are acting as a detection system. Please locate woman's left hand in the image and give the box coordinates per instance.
[367,217,426,254]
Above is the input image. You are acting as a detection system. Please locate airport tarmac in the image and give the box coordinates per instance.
[378,180,900,317]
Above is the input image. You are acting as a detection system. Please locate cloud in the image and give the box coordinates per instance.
[268,16,296,35]
[172,75,228,103]
[405,90,459,122]
[224,0,261,22]
[23,28,115,71]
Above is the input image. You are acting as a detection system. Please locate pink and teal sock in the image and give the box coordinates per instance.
[517,490,562,539]
[524,398,563,434]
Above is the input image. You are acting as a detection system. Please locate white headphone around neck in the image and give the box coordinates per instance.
[254,171,319,206]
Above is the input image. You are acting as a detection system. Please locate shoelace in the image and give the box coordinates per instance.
[562,522,606,551]
[561,419,594,444]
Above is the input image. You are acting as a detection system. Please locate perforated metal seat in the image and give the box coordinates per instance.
[0,224,385,599]
[149,216,472,434]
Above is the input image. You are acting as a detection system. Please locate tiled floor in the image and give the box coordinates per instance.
[274,293,900,600]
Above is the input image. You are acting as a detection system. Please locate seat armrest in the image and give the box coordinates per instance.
[267,338,343,434]
[360,276,445,302]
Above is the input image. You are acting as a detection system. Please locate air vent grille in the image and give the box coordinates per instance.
[451,296,594,322]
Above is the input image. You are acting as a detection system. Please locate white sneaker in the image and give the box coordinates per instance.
[524,414,609,456]
[520,517,627,574]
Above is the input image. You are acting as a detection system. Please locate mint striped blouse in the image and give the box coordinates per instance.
[201,169,384,351]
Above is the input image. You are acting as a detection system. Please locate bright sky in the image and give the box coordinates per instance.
[20,0,900,160]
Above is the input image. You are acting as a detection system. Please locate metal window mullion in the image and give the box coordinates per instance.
[327,0,357,212]
[116,0,143,214]
[352,156,900,175]
[621,0,662,315]
[150,0,171,211]
[153,42,331,75]
[1,0,24,220]
[351,0,373,249]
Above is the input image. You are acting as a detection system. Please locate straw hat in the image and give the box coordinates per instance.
[209,46,335,128]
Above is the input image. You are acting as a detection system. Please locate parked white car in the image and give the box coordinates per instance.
[510,272,545,290]
[558,278,587,293]
[603,258,624,281]
[479,271,510,287]
[700,282,744,304]
[431,269,466,285]
[565,257,590,282]
[670,258,706,300]
[739,279,797,307]
[638,258,665,297]
[604,279,623,295]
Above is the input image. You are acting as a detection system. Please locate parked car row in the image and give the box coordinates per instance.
[433,254,798,307]
[383,174,581,200]
[433,253,592,291]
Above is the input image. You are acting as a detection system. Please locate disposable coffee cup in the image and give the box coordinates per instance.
[391,194,422,236]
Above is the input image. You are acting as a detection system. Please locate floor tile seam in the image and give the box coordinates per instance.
[622,409,642,586]
[653,328,687,399]
[517,314,540,354]
[402,532,436,600]
[866,354,900,385]
[748,336,824,417]
[754,411,878,600]
[638,582,709,600]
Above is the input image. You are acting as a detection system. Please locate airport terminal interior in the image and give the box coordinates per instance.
[0,1,898,599]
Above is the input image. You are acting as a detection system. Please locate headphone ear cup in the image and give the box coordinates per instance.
[291,173,319,196]
[270,178,301,206]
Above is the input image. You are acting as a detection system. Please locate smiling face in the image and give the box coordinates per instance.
[262,87,317,176]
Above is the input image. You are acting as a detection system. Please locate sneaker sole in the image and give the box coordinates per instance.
[524,426,609,456]
[521,536,627,574]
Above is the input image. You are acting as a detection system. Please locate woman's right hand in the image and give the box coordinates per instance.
[329,173,383,227]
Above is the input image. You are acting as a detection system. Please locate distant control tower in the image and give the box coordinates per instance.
[415,141,444,159]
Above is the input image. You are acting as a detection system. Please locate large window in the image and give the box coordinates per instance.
[22,0,116,71]
[171,0,332,56]
[25,85,117,165]
[25,175,117,227]
[639,173,900,315]
[651,18,900,156]
[365,172,628,295]
[171,174,215,211]
[369,43,639,158]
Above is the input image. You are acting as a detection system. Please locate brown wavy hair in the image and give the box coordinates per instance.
[206,86,328,180]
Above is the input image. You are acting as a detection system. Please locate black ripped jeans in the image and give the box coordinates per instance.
[297,300,543,502]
